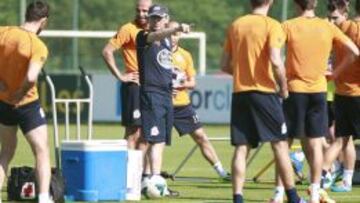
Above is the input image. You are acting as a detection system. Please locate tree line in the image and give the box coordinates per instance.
[0,0,332,73]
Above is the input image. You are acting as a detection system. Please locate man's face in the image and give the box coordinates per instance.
[135,0,151,27]
[149,15,168,31]
[168,23,180,48]
[171,32,180,48]
[328,10,347,25]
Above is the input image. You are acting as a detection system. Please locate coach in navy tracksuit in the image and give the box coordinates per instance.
[136,4,191,183]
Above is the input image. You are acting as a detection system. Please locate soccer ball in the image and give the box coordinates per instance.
[172,67,187,88]
[290,151,305,180]
[290,151,305,162]
[143,175,168,199]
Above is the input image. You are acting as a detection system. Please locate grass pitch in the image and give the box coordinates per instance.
[5,124,360,202]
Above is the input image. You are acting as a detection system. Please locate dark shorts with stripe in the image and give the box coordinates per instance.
[0,100,47,134]
[334,95,360,139]
[121,82,141,127]
[283,92,327,138]
[140,91,173,145]
[231,91,287,148]
[173,104,202,136]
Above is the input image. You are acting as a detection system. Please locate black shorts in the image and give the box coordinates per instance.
[173,105,202,136]
[334,95,360,139]
[231,92,287,148]
[140,92,173,145]
[0,100,47,134]
[121,82,141,127]
[327,101,335,127]
[283,92,327,138]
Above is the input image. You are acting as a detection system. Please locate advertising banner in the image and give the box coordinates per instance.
[189,75,232,123]
[92,74,233,124]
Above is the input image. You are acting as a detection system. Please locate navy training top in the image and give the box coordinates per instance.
[136,30,173,95]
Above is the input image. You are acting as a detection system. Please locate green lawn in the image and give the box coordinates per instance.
[5,124,360,202]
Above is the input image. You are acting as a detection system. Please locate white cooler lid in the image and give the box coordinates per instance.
[61,140,128,151]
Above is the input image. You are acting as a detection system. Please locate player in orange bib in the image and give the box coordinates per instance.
[220,1,305,203]
[322,0,360,193]
[168,21,230,181]
[281,0,359,202]
[102,0,152,149]
[0,1,53,203]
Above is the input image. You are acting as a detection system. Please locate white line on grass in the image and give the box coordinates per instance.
[332,195,360,200]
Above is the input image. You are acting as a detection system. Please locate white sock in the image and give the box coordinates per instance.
[343,170,354,187]
[38,193,51,203]
[310,183,320,201]
[213,162,227,177]
[273,186,284,201]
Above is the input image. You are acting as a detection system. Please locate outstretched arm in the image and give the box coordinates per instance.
[147,23,191,43]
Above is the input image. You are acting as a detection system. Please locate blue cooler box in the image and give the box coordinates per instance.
[61,140,128,202]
